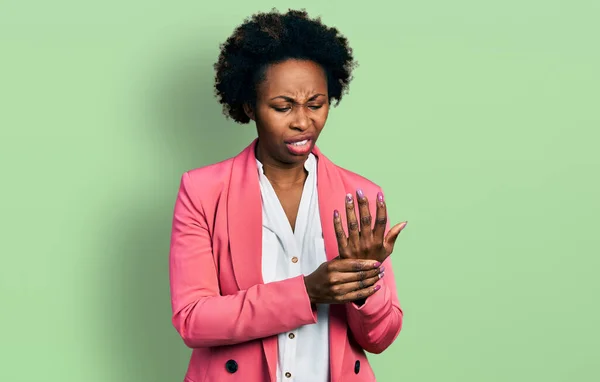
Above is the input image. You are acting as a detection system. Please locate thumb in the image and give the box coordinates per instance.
[383,221,408,252]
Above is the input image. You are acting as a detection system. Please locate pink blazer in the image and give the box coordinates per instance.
[169,139,403,382]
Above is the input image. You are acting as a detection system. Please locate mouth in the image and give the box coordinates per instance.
[284,136,314,156]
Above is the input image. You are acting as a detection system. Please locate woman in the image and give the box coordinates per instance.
[169,9,408,382]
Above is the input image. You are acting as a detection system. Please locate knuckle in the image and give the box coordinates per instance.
[360,216,372,226]
[375,217,388,226]
[348,222,359,231]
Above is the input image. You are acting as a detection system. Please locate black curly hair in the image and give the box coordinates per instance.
[214,8,358,124]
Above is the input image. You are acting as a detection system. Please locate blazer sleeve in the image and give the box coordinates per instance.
[169,172,317,348]
[344,192,404,354]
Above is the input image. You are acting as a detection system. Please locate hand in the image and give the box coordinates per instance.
[334,190,407,262]
[303,258,385,304]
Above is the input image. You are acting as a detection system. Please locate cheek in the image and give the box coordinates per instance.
[256,111,287,140]
[315,107,330,127]
[259,105,288,123]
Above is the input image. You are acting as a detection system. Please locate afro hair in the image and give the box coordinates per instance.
[213,8,358,124]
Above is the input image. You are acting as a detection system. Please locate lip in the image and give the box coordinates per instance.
[284,135,314,156]
[284,134,315,144]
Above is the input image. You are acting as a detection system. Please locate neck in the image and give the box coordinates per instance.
[256,143,308,189]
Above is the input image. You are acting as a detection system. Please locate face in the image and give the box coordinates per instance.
[244,59,330,167]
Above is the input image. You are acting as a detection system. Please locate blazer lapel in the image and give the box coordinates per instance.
[313,145,349,261]
[313,145,350,382]
[227,139,264,290]
[226,139,277,382]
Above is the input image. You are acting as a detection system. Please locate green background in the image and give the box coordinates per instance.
[1,0,599,381]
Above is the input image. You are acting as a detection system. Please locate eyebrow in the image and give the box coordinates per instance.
[269,93,326,102]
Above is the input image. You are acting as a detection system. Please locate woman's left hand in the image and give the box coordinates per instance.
[334,189,407,263]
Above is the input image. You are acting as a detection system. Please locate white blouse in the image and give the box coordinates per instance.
[256,153,330,382]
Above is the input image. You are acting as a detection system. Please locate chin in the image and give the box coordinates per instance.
[280,153,307,165]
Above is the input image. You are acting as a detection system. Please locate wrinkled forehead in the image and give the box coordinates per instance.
[257,59,328,100]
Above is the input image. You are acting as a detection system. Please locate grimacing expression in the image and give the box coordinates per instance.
[245,59,330,166]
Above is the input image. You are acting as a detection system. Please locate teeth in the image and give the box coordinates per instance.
[291,140,308,146]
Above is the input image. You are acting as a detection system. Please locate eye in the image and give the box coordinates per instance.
[273,106,291,112]
[308,104,323,110]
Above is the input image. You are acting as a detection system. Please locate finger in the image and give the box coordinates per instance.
[328,267,383,284]
[333,274,382,297]
[336,283,382,303]
[333,209,351,258]
[328,258,380,273]
[372,191,388,243]
[351,273,383,292]
[383,221,408,254]
[356,189,373,237]
[345,193,360,248]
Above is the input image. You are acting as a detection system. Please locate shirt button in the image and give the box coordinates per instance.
[285,372,292,378]
[288,333,295,339]
[291,256,298,263]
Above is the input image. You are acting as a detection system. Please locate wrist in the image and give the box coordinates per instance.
[303,275,315,305]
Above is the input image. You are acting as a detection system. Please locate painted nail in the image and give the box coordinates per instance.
[334,210,339,218]
[377,192,384,203]
[379,271,385,279]
[357,189,364,199]
[373,262,381,268]
[380,266,385,273]
[374,284,381,291]
[401,221,408,229]
[346,193,353,203]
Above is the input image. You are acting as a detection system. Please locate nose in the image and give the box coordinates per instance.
[290,105,310,131]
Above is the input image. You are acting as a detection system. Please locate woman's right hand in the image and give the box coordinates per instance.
[303,258,385,304]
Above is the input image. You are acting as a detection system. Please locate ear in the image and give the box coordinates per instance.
[243,103,256,121]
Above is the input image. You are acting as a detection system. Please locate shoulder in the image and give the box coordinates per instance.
[177,156,235,204]
[319,152,384,195]
[336,164,383,193]
[185,156,234,185]
[176,140,257,211]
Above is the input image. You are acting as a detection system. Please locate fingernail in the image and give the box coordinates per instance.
[377,192,384,203]
[380,266,385,273]
[373,262,381,268]
[374,285,381,291]
[357,189,364,199]
[346,193,353,203]
[379,271,385,279]
[334,210,339,218]
[401,221,408,229]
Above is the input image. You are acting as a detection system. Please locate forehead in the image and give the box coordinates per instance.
[258,59,328,98]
